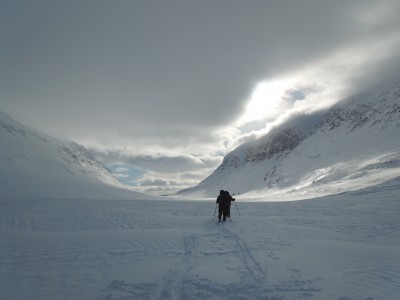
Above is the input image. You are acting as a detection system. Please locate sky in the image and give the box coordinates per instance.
[1,0,400,195]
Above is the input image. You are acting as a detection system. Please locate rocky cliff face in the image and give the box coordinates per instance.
[320,85,400,131]
[246,127,301,162]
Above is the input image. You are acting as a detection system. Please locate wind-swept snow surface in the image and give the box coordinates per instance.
[1,178,400,300]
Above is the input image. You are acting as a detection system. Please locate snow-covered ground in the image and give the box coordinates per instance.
[1,178,399,300]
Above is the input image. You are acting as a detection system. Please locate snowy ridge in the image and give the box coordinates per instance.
[178,83,400,199]
[0,111,153,200]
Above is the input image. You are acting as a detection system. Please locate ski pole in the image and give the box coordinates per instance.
[213,203,217,221]
[235,201,240,217]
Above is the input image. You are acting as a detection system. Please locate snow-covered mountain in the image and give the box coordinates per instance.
[178,83,400,199]
[0,111,153,200]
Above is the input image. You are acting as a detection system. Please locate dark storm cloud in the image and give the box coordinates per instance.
[2,0,399,142]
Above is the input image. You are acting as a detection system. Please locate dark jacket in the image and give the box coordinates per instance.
[224,191,235,206]
[216,190,235,206]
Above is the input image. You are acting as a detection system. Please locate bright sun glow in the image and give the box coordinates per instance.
[240,79,293,124]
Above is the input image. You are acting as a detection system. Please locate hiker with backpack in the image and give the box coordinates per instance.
[224,190,235,220]
[216,190,235,222]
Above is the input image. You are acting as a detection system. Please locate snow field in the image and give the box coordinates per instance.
[1,180,400,300]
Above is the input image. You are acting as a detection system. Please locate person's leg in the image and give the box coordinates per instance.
[222,205,227,222]
[218,205,223,221]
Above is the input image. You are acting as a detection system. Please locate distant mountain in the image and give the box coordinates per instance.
[0,111,153,200]
[178,83,400,199]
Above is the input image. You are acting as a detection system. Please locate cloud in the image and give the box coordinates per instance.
[114,173,129,179]
[135,177,170,187]
[93,149,222,174]
[132,173,200,195]
[3,1,399,141]
[91,149,222,194]
[178,171,211,181]
[1,0,400,195]
[227,31,400,144]
[114,167,129,174]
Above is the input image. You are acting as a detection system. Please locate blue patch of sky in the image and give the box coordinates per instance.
[290,90,306,100]
[109,164,145,186]
[284,88,313,103]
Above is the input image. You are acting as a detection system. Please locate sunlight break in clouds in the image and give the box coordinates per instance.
[239,79,295,125]
[228,32,400,147]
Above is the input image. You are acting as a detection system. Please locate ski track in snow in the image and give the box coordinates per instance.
[1,182,400,300]
[220,225,267,284]
[97,222,320,300]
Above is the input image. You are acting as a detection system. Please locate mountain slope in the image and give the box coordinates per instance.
[0,111,153,200]
[178,83,400,199]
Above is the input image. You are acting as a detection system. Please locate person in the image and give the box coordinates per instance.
[224,190,235,219]
[216,190,228,222]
